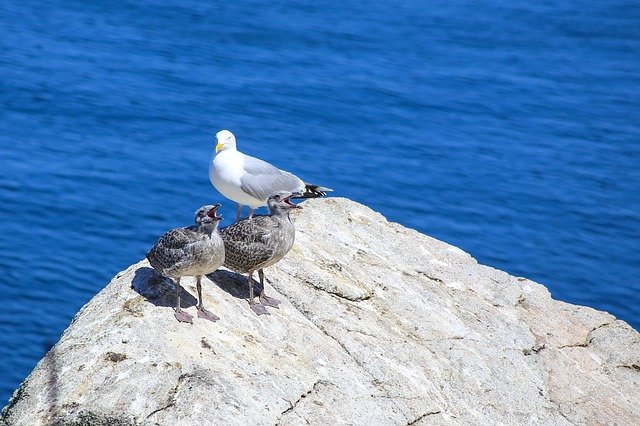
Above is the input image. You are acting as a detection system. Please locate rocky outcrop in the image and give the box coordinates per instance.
[2,198,639,425]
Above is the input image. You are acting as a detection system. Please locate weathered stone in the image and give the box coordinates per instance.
[2,198,638,425]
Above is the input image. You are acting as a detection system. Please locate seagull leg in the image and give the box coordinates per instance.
[248,271,269,315]
[196,275,220,322]
[174,277,193,324]
[248,207,255,219]
[258,269,281,308]
[236,204,243,222]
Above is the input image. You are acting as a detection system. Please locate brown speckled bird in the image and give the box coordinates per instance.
[221,191,300,315]
[147,204,224,323]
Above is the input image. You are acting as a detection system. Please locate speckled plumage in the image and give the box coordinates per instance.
[146,204,225,323]
[147,225,224,279]
[220,191,299,315]
[221,213,295,274]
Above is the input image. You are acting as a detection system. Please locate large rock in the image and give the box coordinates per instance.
[2,198,639,425]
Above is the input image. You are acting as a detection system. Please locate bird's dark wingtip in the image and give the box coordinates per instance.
[299,183,332,198]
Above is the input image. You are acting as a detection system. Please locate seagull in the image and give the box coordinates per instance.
[146,204,225,323]
[221,191,300,315]
[209,129,331,221]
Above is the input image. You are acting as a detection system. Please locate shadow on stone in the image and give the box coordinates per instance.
[207,269,262,300]
[131,267,197,309]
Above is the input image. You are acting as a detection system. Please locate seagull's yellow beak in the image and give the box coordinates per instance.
[215,142,223,153]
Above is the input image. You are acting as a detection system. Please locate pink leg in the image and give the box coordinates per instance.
[174,277,193,324]
[258,269,280,308]
[247,271,269,315]
[196,276,220,322]
[236,204,243,222]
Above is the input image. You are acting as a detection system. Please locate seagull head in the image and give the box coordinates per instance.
[267,191,303,214]
[194,204,223,227]
[215,130,236,153]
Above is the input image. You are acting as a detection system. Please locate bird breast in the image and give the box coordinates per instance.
[180,234,225,277]
[259,219,296,268]
[209,151,262,206]
[210,151,243,184]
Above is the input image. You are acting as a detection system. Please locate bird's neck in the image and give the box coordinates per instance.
[197,224,217,236]
[270,210,292,223]
[213,149,243,167]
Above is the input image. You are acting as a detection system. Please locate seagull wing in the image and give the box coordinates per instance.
[239,154,303,201]
[221,218,277,267]
[153,228,197,251]
[146,228,200,272]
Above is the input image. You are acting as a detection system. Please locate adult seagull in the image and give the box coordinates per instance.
[209,130,332,221]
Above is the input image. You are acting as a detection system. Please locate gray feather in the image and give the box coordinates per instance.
[240,154,303,201]
[147,223,224,279]
[221,207,295,274]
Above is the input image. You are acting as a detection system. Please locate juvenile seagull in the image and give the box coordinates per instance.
[221,191,300,315]
[209,129,331,221]
[146,204,225,323]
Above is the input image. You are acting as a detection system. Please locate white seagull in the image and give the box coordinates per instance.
[209,130,332,221]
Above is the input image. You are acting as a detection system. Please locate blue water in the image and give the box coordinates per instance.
[1,0,639,404]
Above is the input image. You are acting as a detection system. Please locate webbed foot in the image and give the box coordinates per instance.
[174,308,193,324]
[249,300,270,316]
[259,293,281,308]
[197,307,220,322]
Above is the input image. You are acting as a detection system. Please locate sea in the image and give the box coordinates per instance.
[1,0,639,405]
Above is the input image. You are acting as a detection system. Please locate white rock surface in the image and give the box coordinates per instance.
[2,198,639,425]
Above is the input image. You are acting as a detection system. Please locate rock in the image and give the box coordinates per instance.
[2,198,639,425]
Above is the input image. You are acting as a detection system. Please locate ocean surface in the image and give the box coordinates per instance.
[1,0,639,404]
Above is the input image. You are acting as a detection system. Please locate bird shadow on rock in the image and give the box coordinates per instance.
[207,269,262,301]
[131,267,197,309]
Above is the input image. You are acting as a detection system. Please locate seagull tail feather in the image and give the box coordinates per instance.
[297,183,333,198]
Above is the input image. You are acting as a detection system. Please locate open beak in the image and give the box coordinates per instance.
[215,142,223,153]
[284,196,302,209]
[207,203,223,220]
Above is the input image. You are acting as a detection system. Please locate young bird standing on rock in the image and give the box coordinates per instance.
[209,129,331,222]
[221,191,301,315]
[146,204,225,324]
